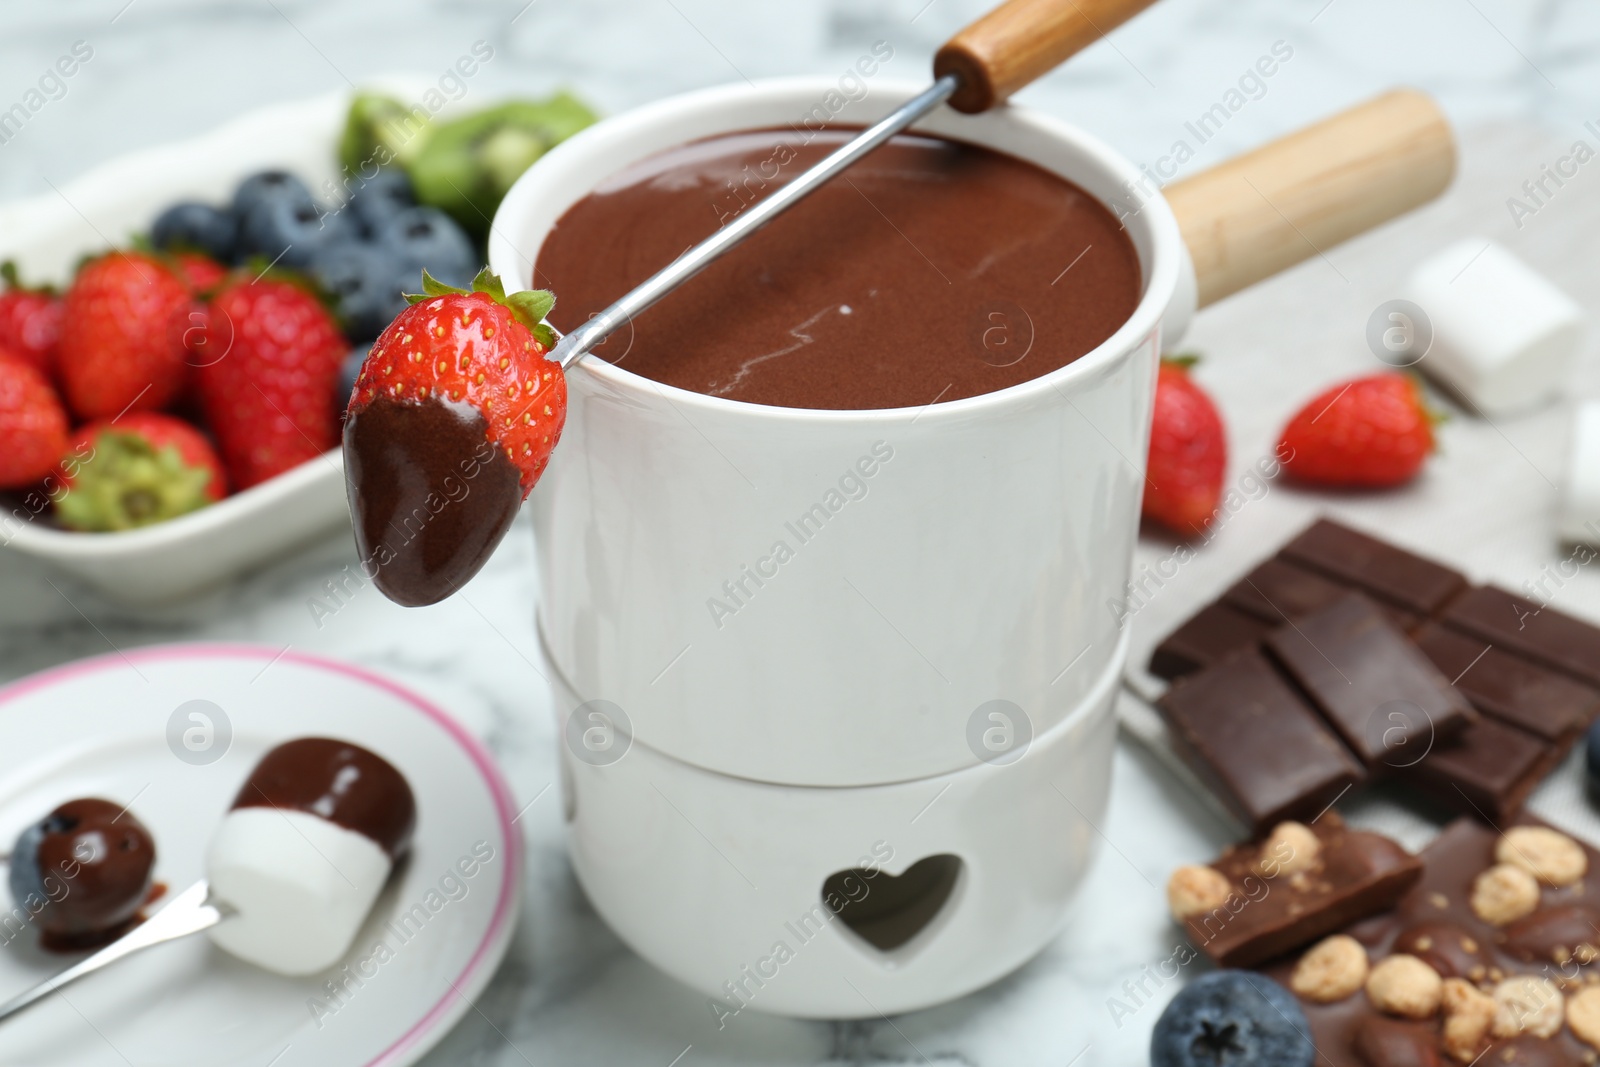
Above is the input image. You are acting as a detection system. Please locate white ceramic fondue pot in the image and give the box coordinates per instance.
[498,79,1175,787]
[490,76,1453,1014]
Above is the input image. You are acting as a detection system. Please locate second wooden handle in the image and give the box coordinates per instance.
[935,0,1160,114]
[1165,89,1456,308]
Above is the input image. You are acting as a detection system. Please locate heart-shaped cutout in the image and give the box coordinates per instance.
[822,854,963,952]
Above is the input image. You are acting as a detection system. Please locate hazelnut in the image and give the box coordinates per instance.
[1255,821,1321,878]
[1470,864,1541,926]
[1497,826,1588,887]
[1291,935,1369,1003]
[1441,978,1495,1062]
[1166,865,1231,920]
[1491,975,1564,1039]
[1569,985,1600,1049]
[1365,954,1443,1019]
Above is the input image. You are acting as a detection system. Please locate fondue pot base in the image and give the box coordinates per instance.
[546,633,1123,1018]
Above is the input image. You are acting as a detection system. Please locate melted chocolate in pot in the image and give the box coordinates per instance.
[534,129,1142,410]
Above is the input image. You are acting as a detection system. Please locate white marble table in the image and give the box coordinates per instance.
[6,1,1600,1064]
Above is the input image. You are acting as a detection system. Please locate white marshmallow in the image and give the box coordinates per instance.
[206,807,391,975]
[1404,238,1585,416]
[1561,401,1600,545]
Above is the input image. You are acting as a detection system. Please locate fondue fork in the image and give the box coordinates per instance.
[0,880,228,1025]
[549,0,1159,370]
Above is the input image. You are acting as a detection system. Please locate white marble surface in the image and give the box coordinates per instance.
[7,1,1600,1064]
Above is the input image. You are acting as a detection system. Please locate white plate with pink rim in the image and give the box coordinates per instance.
[0,643,522,1067]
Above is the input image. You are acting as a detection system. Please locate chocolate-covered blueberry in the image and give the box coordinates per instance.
[8,798,156,948]
[1391,921,1489,980]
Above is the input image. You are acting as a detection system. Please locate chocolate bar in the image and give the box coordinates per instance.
[1171,814,1422,968]
[1150,517,1600,825]
[1147,600,1272,681]
[1442,585,1600,689]
[1280,518,1468,616]
[1412,623,1598,744]
[1262,816,1600,1066]
[1264,593,1475,768]
[1157,649,1363,833]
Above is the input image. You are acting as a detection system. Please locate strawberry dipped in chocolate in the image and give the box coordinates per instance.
[343,270,565,606]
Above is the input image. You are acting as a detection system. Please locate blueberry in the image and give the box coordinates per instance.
[231,170,315,221]
[376,206,478,290]
[237,197,353,270]
[346,168,415,237]
[1151,972,1314,1067]
[7,821,47,910]
[151,201,237,262]
[339,344,370,407]
[311,243,407,343]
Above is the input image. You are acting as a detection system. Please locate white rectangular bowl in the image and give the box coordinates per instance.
[0,79,449,607]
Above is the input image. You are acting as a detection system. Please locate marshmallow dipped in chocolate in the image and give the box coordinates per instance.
[207,737,417,975]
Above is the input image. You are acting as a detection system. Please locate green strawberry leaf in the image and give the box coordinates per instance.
[531,322,556,349]
[505,289,556,334]
[470,268,507,302]
[1162,352,1202,370]
[405,268,468,304]
[0,260,57,295]
[423,269,467,297]
[55,431,215,532]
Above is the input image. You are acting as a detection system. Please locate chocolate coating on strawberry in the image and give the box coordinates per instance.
[345,395,522,605]
[344,270,565,606]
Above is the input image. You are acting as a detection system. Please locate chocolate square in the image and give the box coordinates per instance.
[1149,600,1273,681]
[1281,518,1467,616]
[1183,814,1422,968]
[1399,714,1557,821]
[1223,557,1350,623]
[1264,593,1475,768]
[1412,622,1598,744]
[1158,649,1363,833]
[1441,584,1600,689]
[1226,557,1422,632]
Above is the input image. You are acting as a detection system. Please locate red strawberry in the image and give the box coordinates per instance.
[1143,356,1226,537]
[58,252,192,420]
[0,264,63,380]
[345,270,565,606]
[171,252,228,295]
[0,350,69,489]
[53,412,226,531]
[193,276,346,490]
[1278,373,1435,488]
